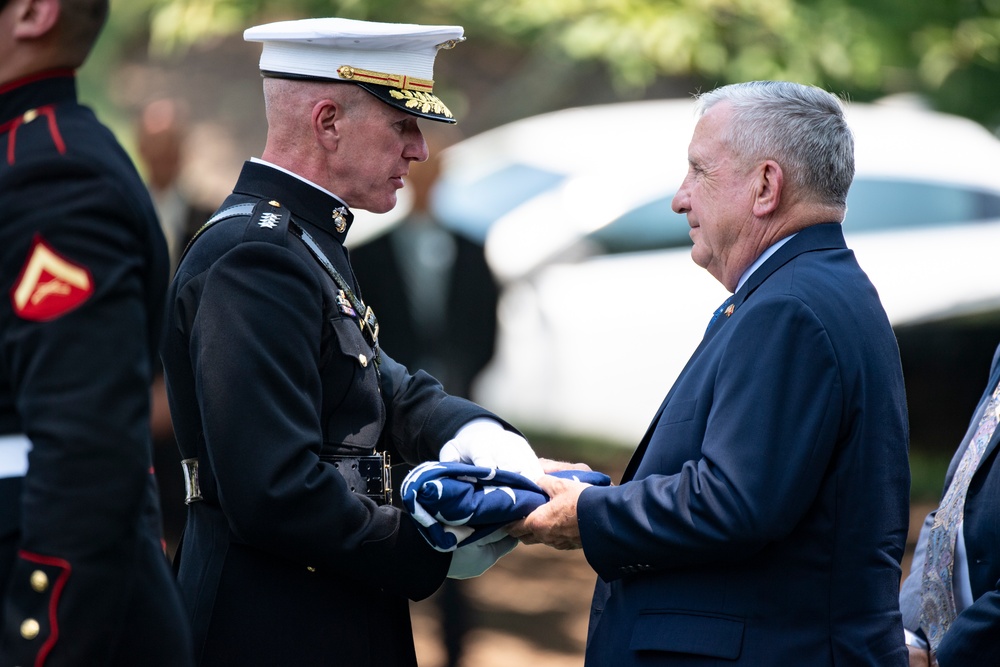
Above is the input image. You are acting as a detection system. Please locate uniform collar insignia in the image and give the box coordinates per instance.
[332,206,350,233]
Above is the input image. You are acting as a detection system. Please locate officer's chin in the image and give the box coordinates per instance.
[361,195,398,215]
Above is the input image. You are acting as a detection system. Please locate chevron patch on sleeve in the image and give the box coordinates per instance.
[10,235,93,321]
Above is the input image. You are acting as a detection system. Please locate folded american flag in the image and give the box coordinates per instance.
[401,461,612,552]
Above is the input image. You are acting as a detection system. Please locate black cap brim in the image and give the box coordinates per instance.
[354,81,457,124]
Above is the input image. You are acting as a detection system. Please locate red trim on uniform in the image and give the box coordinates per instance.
[18,550,71,667]
[5,115,20,165]
[3,104,63,164]
[39,106,65,155]
[0,69,76,96]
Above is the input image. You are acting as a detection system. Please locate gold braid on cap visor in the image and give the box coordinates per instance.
[337,65,454,118]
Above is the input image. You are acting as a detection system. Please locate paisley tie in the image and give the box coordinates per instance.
[918,378,1000,651]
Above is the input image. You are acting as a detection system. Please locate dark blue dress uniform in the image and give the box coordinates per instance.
[162,160,507,666]
[0,71,193,665]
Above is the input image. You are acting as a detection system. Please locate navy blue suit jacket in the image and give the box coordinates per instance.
[578,223,910,666]
[899,343,1000,667]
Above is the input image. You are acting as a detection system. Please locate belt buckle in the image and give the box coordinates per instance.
[322,452,392,505]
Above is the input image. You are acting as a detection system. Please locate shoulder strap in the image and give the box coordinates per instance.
[176,202,254,267]
[241,200,291,245]
[290,221,382,367]
[176,200,291,267]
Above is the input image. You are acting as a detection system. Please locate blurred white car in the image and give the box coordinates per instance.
[430,98,1000,446]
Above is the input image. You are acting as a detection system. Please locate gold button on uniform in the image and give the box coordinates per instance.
[29,570,48,593]
[358,354,368,367]
[20,618,39,640]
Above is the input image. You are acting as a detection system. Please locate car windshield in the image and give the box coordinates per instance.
[583,177,1000,255]
[433,163,566,243]
[844,178,1000,231]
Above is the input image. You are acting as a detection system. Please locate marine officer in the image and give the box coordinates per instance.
[161,17,546,666]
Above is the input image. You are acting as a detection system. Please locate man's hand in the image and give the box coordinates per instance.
[907,645,936,667]
[538,458,592,474]
[507,474,588,550]
[440,419,544,481]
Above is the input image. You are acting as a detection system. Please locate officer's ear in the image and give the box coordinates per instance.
[312,98,342,151]
[11,0,60,40]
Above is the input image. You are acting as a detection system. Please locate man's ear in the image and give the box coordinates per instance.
[751,160,782,217]
[312,98,342,151]
[12,0,60,40]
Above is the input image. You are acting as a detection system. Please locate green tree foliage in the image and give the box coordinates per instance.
[106,0,1000,128]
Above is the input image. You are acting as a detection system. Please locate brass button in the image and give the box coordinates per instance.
[358,354,368,367]
[268,200,281,207]
[306,566,316,573]
[20,618,39,640]
[22,108,38,124]
[29,570,48,593]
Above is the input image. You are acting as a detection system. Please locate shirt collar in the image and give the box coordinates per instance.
[735,233,797,294]
[250,157,350,209]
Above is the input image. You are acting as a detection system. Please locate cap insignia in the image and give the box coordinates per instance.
[388,90,453,119]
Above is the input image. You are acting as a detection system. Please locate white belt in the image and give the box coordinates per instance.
[0,434,31,479]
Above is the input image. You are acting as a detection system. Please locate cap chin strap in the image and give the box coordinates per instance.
[336,65,434,93]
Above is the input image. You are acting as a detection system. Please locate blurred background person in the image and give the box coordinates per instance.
[136,97,215,273]
[0,0,192,664]
[351,124,499,667]
[350,125,498,401]
[135,96,215,556]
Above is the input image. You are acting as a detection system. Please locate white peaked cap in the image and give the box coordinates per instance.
[244,18,465,123]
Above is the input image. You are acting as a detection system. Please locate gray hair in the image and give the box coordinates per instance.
[695,81,855,209]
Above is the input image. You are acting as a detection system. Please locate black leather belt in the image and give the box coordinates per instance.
[182,452,393,506]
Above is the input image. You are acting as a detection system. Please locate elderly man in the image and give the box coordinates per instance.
[161,18,546,666]
[0,0,192,665]
[511,81,910,666]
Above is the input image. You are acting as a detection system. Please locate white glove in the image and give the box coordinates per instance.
[446,529,519,579]
[439,418,545,482]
